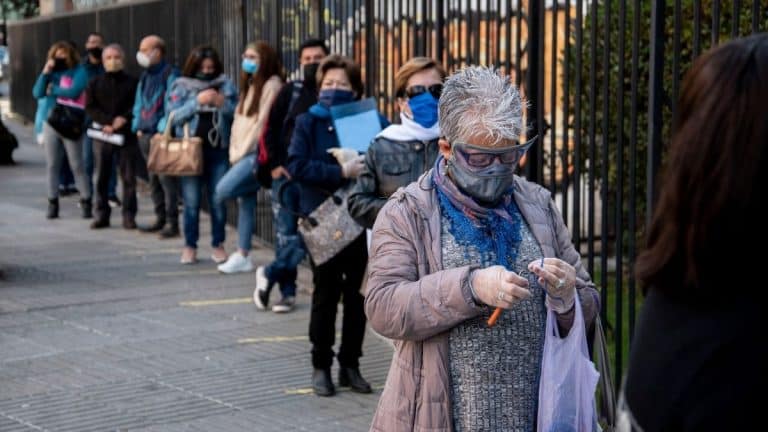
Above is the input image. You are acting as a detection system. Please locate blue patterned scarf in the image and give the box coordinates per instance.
[432,156,523,266]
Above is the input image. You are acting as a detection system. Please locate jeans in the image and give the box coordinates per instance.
[265,176,305,298]
[93,137,139,221]
[180,145,229,249]
[138,134,179,223]
[309,233,367,369]
[214,153,260,252]
[43,123,91,200]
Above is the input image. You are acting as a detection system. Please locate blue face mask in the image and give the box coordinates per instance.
[318,89,355,107]
[241,58,258,75]
[407,92,439,128]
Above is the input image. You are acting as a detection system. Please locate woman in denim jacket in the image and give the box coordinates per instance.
[161,45,238,265]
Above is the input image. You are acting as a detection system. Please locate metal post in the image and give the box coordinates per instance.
[647,0,666,227]
[525,0,543,184]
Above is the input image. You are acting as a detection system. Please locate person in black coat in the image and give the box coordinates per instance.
[85,44,139,229]
[286,54,389,397]
[618,34,768,432]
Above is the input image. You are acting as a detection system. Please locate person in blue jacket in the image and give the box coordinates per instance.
[33,40,91,219]
[132,35,180,238]
[162,45,237,265]
[286,54,389,397]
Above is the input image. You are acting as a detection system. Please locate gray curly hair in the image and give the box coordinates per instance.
[438,66,525,147]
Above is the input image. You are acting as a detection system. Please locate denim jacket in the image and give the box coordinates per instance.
[159,75,238,148]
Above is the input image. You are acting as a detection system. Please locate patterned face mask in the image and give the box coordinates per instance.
[446,136,537,204]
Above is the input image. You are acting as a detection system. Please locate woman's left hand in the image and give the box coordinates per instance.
[528,258,577,314]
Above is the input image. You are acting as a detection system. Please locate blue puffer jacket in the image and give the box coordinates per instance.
[32,65,88,135]
[159,74,238,148]
[286,104,390,216]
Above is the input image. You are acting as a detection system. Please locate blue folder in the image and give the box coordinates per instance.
[330,98,382,153]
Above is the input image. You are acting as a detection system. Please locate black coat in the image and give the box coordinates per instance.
[85,70,138,135]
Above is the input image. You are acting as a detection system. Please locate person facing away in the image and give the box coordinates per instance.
[33,40,91,220]
[161,45,238,266]
[617,33,768,432]
[286,54,390,397]
[253,37,328,313]
[133,34,181,238]
[85,44,139,230]
[364,66,600,431]
[213,41,284,274]
[347,56,446,229]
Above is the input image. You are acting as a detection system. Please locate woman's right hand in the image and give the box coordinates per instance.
[43,59,54,74]
[341,155,366,178]
[271,166,291,180]
[470,265,531,308]
[196,89,217,105]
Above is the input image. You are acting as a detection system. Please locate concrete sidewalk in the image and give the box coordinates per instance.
[0,110,392,431]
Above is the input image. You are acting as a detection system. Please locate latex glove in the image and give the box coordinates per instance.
[341,155,365,178]
[528,258,577,314]
[469,265,531,308]
[327,147,360,165]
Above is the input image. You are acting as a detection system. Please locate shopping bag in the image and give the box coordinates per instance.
[537,294,600,432]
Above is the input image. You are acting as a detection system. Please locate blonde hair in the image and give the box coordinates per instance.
[394,57,446,98]
[47,41,80,69]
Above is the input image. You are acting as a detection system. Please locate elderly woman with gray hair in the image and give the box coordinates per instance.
[365,66,600,431]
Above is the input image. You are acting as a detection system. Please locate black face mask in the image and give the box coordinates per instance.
[196,72,216,81]
[303,63,320,85]
[87,47,103,60]
[53,58,69,72]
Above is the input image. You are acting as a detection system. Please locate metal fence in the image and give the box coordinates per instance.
[8,0,767,385]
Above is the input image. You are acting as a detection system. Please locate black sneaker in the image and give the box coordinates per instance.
[108,196,121,208]
[272,296,296,313]
[253,266,273,310]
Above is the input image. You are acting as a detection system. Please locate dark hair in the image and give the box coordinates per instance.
[239,41,285,116]
[87,32,104,41]
[316,54,364,99]
[181,45,224,78]
[299,38,329,57]
[635,33,768,296]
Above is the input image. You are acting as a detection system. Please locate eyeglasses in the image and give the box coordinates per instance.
[453,136,537,168]
[401,84,443,99]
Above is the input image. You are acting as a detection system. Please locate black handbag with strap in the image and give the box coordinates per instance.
[47,103,86,140]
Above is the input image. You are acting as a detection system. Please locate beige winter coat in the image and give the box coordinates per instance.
[365,170,600,432]
[228,75,282,164]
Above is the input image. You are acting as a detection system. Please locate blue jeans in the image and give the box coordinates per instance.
[266,176,305,298]
[180,145,229,249]
[214,153,260,252]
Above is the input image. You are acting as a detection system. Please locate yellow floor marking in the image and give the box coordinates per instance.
[238,335,309,344]
[148,269,220,277]
[180,297,252,307]
[121,248,180,256]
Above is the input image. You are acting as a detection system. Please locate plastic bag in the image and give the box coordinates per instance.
[537,294,600,432]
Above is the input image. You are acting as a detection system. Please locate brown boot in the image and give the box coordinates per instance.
[123,217,137,230]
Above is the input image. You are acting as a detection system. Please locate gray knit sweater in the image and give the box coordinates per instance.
[442,215,547,432]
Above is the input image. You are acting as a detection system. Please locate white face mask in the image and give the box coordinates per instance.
[136,50,153,68]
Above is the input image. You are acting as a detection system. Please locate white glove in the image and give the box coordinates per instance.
[469,265,531,308]
[327,147,360,165]
[341,155,366,178]
[528,258,577,314]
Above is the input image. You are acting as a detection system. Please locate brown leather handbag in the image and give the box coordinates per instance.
[148,112,203,176]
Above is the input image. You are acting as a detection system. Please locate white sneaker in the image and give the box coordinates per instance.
[217,252,254,274]
[253,266,272,310]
